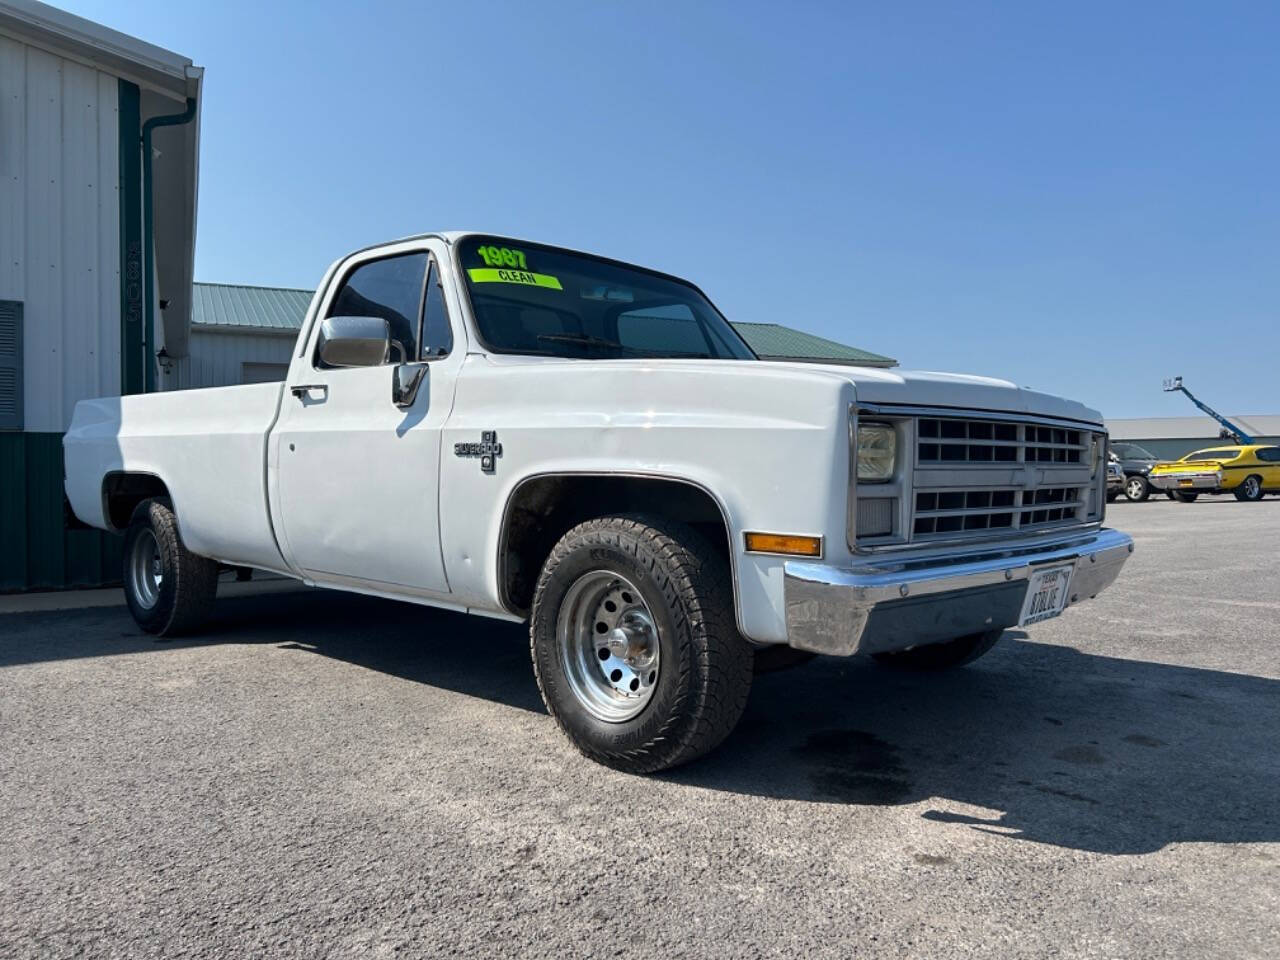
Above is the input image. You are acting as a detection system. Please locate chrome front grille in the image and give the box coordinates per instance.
[917,417,1019,463]
[913,485,1086,537]
[852,408,1104,548]
[917,417,1086,465]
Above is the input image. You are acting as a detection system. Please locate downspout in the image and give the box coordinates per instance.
[141,97,197,393]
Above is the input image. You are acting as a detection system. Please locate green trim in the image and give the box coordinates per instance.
[0,433,121,592]
[118,80,143,395]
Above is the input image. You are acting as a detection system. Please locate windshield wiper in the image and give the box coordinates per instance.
[535,333,713,360]
[537,333,639,354]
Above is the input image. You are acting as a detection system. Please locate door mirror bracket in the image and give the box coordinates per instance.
[393,363,429,408]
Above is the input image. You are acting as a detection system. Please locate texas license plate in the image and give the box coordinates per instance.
[1018,563,1074,626]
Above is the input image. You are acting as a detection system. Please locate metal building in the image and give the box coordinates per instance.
[0,0,202,590]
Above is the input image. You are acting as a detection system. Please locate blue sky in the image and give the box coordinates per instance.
[66,1,1279,417]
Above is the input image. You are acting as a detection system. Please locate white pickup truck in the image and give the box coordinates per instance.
[65,233,1133,772]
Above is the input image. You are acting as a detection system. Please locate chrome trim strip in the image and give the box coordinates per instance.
[783,527,1134,656]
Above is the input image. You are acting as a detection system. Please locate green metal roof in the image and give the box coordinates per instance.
[191,283,897,366]
[730,322,896,367]
[192,283,313,331]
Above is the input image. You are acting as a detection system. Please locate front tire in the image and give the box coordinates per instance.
[871,629,1003,671]
[1125,475,1150,502]
[123,499,218,636]
[530,515,753,773]
[1234,475,1264,502]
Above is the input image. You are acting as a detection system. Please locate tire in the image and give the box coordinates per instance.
[530,514,753,773]
[123,498,218,636]
[1170,491,1199,503]
[1124,475,1150,502]
[1234,475,1264,502]
[871,629,1003,672]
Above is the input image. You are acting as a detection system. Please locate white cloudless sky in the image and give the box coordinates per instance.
[61,0,1280,417]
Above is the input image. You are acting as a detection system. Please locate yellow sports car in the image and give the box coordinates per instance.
[1148,444,1280,502]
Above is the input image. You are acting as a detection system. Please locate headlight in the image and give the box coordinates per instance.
[856,423,896,481]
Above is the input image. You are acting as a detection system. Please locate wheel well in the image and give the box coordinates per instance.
[102,472,170,531]
[499,474,733,617]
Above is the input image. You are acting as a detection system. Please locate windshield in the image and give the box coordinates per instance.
[1181,448,1240,462]
[456,236,756,361]
[1111,443,1157,460]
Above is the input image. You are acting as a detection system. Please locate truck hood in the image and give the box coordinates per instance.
[479,355,1105,427]
[758,361,1105,427]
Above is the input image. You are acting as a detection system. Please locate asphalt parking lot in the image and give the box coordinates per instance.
[2,498,1277,959]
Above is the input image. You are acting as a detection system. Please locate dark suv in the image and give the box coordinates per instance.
[1109,441,1161,501]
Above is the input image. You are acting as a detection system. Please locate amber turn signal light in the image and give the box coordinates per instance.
[743,532,823,558]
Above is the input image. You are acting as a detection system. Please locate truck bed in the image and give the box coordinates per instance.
[63,382,290,573]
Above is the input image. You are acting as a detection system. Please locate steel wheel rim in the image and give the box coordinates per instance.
[556,570,661,723]
[1244,476,1260,498]
[128,528,163,609]
[1126,477,1144,499]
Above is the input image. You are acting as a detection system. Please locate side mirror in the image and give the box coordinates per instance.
[317,315,389,367]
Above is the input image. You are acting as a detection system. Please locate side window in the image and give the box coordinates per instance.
[1258,447,1280,462]
[615,304,711,356]
[324,252,427,365]
[420,260,453,358]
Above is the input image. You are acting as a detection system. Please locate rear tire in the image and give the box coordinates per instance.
[530,514,753,773]
[1234,475,1264,502]
[871,629,1003,671]
[1170,491,1199,503]
[1124,475,1150,502]
[123,499,218,636]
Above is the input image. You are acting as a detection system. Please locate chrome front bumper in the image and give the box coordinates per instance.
[783,528,1134,657]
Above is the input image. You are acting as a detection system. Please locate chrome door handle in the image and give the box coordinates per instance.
[289,383,327,399]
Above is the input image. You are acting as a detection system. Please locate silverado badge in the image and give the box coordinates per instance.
[454,430,503,474]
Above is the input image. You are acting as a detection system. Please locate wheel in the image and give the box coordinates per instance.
[871,629,1003,671]
[123,498,218,636]
[1234,475,1264,502]
[530,515,754,773]
[1124,475,1150,502]
[1170,491,1199,503]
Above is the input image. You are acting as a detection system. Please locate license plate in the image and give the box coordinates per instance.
[1018,563,1074,626]
[1178,479,1193,486]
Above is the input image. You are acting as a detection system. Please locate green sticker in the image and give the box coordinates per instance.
[475,245,529,269]
[468,267,563,290]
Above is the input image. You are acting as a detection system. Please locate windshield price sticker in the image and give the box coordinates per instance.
[468,267,563,290]
[474,245,529,269]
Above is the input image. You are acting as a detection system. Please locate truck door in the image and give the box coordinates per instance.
[270,241,461,595]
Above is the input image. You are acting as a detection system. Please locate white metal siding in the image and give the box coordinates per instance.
[167,329,294,390]
[0,34,120,432]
